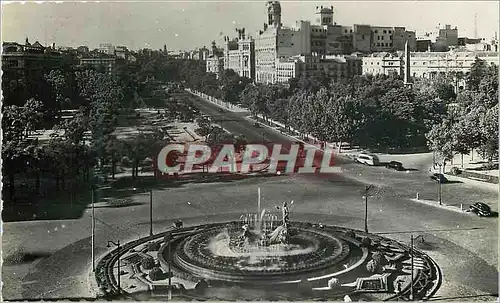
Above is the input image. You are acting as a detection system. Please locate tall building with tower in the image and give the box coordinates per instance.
[254,1,311,83]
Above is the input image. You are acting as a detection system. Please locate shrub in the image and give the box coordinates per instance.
[328,278,340,289]
[451,167,461,175]
[345,230,356,238]
[149,266,164,281]
[141,256,155,270]
[366,259,380,273]
[120,156,131,167]
[3,246,27,265]
[108,197,134,207]
[372,252,388,266]
[147,241,161,252]
[361,237,372,247]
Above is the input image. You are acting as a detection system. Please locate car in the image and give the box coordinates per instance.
[430,173,448,183]
[253,122,261,128]
[355,154,380,166]
[468,202,492,217]
[386,161,404,171]
[217,108,225,113]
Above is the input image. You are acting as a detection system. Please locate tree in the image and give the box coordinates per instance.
[195,115,212,141]
[123,129,166,178]
[478,104,499,162]
[466,57,489,91]
[104,135,125,179]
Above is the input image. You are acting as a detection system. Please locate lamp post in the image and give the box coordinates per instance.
[106,240,121,295]
[164,233,173,300]
[363,185,373,233]
[410,234,425,301]
[91,189,95,272]
[436,164,442,205]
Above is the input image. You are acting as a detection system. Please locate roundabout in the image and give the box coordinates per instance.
[94,192,442,301]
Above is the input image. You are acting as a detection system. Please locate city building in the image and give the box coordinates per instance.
[77,45,90,54]
[114,46,128,59]
[255,1,312,83]
[98,43,115,55]
[408,50,498,79]
[252,1,417,84]
[206,41,224,78]
[362,52,404,76]
[223,28,255,79]
[436,24,458,50]
[362,49,499,85]
[2,38,65,79]
[79,56,116,74]
[276,53,362,83]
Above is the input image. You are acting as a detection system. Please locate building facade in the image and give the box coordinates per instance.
[114,46,129,59]
[80,57,116,74]
[98,43,115,55]
[362,52,404,76]
[2,38,65,82]
[206,41,224,78]
[276,54,362,83]
[362,50,499,81]
[223,28,255,79]
[255,1,312,83]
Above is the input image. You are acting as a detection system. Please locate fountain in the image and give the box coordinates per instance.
[167,188,361,284]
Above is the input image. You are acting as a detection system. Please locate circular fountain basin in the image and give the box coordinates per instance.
[166,222,364,284]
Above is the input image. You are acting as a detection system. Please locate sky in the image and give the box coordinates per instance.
[2,1,499,51]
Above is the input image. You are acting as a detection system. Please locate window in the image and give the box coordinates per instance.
[345,29,348,33]
[389,30,392,34]
[375,30,378,33]
[383,30,387,34]
[362,35,365,39]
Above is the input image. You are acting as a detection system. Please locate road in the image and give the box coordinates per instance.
[2,92,497,301]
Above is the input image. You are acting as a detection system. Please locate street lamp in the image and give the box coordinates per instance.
[363,185,374,233]
[164,233,173,300]
[435,164,443,205]
[134,188,154,237]
[91,189,95,272]
[410,234,425,301]
[106,240,121,295]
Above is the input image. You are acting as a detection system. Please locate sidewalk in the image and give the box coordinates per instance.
[185,89,249,113]
[408,198,468,214]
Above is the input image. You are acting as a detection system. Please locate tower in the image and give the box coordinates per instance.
[267,1,281,28]
[315,5,334,26]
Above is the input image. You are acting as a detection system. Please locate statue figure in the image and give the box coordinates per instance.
[282,201,289,225]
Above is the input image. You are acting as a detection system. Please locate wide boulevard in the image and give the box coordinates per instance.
[2,92,497,301]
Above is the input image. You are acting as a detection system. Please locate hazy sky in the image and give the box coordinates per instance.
[2,1,499,51]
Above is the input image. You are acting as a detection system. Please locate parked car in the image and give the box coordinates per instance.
[386,161,404,171]
[253,122,261,128]
[355,154,380,166]
[467,202,492,217]
[430,173,448,183]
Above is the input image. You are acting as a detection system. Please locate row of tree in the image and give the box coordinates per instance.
[427,60,498,167]
[182,58,497,163]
